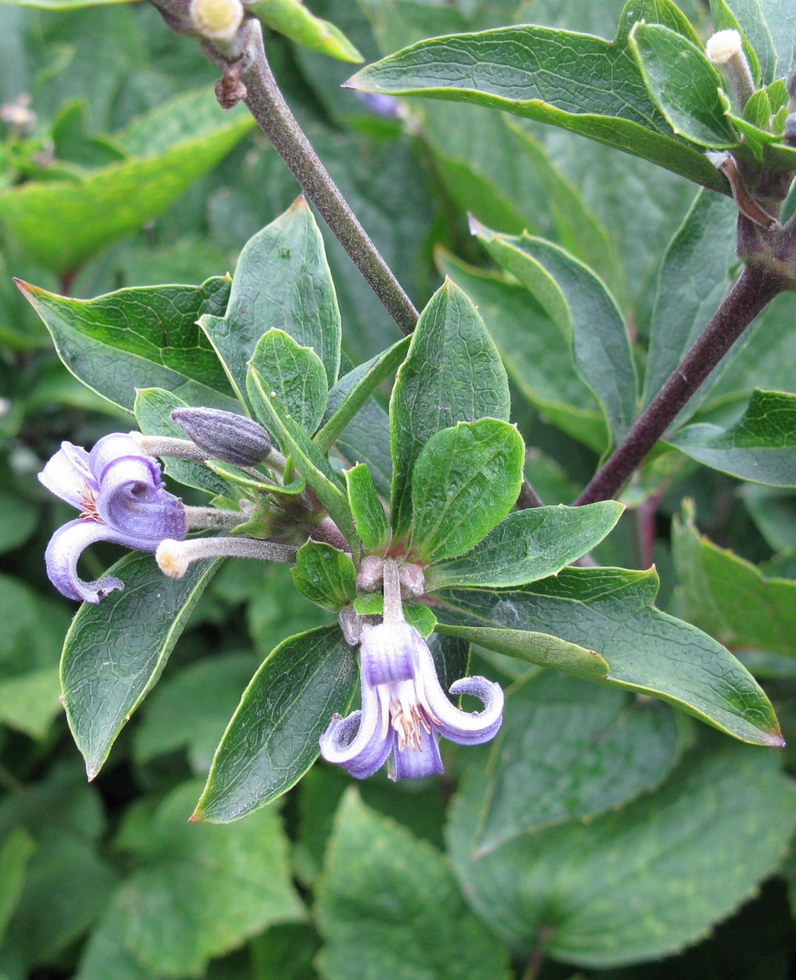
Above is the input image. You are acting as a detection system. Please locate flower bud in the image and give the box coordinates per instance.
[706,29,754,109]
[189,0,244,44]
[785,112,796,145]
[171,407,271,466]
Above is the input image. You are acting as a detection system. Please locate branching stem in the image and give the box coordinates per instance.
[576,264,785,505]
[204,21,418,336]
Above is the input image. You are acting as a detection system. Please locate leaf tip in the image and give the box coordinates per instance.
[188,806,204,823]
[467,212,489,237]
[341,70,364,91]
[288,193,309,213]
[85,762,101,782]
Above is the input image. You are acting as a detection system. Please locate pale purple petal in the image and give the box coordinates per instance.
[45,519,130,603]
[319,676,391,779]
[414,638,504,744]
[390,727,443,781]
[38,442,95,508]
[360,622,415,686]
[89,433,160,485]
[96,458,186,542]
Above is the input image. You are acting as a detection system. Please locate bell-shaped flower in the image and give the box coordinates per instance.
[320,621,503,781]
[38,433,186,603]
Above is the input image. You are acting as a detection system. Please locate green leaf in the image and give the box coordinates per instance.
[468,671,690,855]
[79,781,303,978]
[352,594,437,637]
[316,790,510,980]
[347,3,728,190]
[1,0,127,10]
[201,197,341,402]
[315,336,410,454]
[247,0,363,62]
[390,279,510,539]
[426,502,624,589]
[134,388,229,496]
[671,389,796,486]
[0,763,117,971]
[195,627,357,822]
[759,0,796,80]
[437,251,607,452]
[630,23,739,147]
[133,654,259,774]
[642,189,738,410]
[0,574,69,739]
[246,366,358,548]
[62,553,221,779]
[408,419,524,563]
[291,541,356,610]
[672,504,796,657]
[249,329,329,434]
[741,483,796,551]
[0,94,252,274]
[447,733,796,966]
[471,223,637,444]
[344,463,391,552]
[18,276,235,413]
[434,565,783,746]
[0,830,35,947]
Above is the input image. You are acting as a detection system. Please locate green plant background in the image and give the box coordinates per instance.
[2,0,796,977]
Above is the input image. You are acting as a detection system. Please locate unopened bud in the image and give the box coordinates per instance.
[706,29,754,109]
[156,539,190,579]
[189,0,244,44]
[171,407,271,466]
[399,563,426,598]
[356,555,384,592]
[785,112,796,145]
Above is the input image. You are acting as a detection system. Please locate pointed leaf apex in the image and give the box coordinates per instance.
[288,194,309,213]
[342,70,365,91]
[467,212,490,237]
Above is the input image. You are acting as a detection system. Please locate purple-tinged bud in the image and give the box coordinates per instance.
[171,407,271,466]
[785,112,796,145]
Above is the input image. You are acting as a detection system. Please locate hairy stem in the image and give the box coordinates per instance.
[205,21,418,336]
[576,264,784,505]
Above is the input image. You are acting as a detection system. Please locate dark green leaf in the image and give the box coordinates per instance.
[246,367,358,547]
[447,734,796,965]
[249,329,329,434]
[133,654,259,774]
[315,337,409,454]
[671,389,796,486]
[437,251,607,452]
[316,791,510,980]
[427,502,624,589]
[348,3,728,190]
[79,781,303,977]
[62,553,221,778]
[291,541,356,610]
[630,23,738,147]
[18,277,235,413]
[409,419,524,562]
[134,388,229,496]
[472,224,637,444]
[344,463,390,552]
[708,0,763,84]
[434,565,783,745]
[390,280,510,538]
[714,0,777,83]
[672,504,796,657]
[195,627,357,822]
[201,197,341,402]
[643,189,737,410]
[467,671,690,854]
[0,830,35,947]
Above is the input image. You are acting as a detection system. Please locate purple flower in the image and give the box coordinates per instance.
[320,621,503,781]
[38,433,186,603]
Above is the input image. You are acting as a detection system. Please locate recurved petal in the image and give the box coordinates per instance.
[97,459,186,542]
[319,676,391,779]
[38,442,95,508]
[414,639,504,745]
[390,726,444,781]
[44,519,127,603]
[89,433,160,485]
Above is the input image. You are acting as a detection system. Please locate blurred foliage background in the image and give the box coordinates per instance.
[2,0,796,977]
